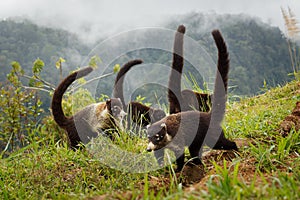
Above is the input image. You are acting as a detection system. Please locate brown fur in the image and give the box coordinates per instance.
[180,90,212,112]
[147,29,237,171]
[113,60,166,128]
[51,67,125,148]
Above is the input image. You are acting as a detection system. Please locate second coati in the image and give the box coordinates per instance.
[169,25,237,151]
[168,25,212,114]
[51,66,126,148]
[147,29,237,171]
[113,60,166,128]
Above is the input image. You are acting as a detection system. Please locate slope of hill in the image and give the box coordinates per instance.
[1,79,299,199]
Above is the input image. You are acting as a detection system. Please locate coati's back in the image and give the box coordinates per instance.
[180,90,212,112]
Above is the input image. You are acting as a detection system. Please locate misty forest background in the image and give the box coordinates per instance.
[0,13,297,110]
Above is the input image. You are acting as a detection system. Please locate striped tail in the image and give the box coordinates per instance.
[168,25,186,114]
[113,59,143,106]
[210,29,230,126]
[51,67,93,128]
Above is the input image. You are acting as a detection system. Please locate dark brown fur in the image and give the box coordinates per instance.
[113,60,166,128]
[147,29,237,171]
[51,67,125,148]
[168,25,211,114]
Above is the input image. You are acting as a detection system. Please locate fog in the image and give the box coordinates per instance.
[0,0,299,43]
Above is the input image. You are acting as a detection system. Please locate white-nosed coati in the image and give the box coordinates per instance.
[168,25,212,114]
[113,60,166,128]
[169,25,237,151]
[51,67,126,148]
[147,29,237,171]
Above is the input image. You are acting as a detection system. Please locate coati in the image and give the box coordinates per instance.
[113,60,166,128]
[169,25,237,151]
[51,66,126,148]
[168,24,212,114]
[147,29,237,171]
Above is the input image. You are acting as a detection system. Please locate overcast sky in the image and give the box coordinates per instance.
[0,0,299,42]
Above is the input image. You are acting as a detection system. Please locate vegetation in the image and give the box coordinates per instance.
[0,54,300,199]
[0,19,90,109]
[281,6,300,78]
[0,12,300,199]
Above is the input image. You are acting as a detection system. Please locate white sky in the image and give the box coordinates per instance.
[0,0,299,42]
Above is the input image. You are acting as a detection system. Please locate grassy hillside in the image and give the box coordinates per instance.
[1,80,300,199]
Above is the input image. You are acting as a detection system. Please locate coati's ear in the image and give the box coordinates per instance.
[160,123,167,130]
[106,99,111,109]
[146,124,151,129]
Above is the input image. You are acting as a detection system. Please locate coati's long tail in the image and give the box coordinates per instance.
[51,67,93,128]
[113,59,143,106]
[168,25,185,114]
[210,29,230,124]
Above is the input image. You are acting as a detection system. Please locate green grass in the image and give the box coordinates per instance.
[1,80,300,199]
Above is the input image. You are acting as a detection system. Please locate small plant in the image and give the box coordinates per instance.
[276,128,300,161]
[249,142,276,172]
[0,61,44,156]
[205,160,244,200]
[281,7,300,79]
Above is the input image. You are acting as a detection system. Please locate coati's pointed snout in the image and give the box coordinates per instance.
[146,142,155,152]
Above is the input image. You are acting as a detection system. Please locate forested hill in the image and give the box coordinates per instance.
[0,19,89,84]
[0,14,295,99]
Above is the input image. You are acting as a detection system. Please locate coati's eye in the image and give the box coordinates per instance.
[155,134,160,141]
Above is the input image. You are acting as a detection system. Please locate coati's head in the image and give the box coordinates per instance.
[146,123,172,151]
[106,98,127,121]
[149,109,166,123]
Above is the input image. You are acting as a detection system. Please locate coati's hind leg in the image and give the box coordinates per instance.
[72,118,99,147]
[188,142,202,165]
